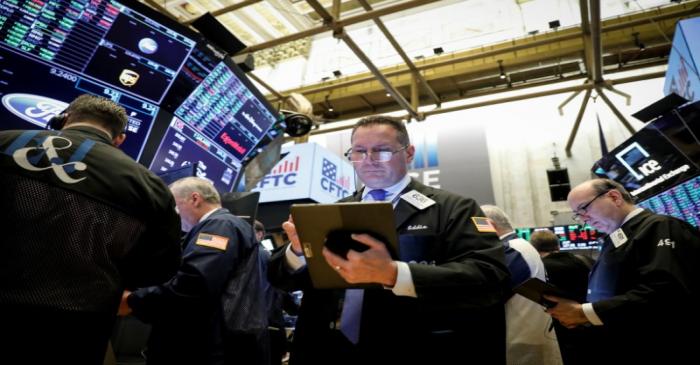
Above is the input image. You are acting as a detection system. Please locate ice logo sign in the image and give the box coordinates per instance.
[615,142,662,181]
[1,94,69,128]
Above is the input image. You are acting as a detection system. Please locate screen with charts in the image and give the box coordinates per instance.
[148,58,281,192]
[638,174,700,227]
[516,224,601,251]
[0,0,196,104]
[0,44,158,160]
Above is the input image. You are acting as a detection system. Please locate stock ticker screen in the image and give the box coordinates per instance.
[0,0,195,104]
[516,224,601,251]
[149,60,281,192]
[638,175,700,227]
[0,0,197,160]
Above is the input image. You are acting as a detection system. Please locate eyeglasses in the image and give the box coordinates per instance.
[344,145,408,163]
[571,190,610,222]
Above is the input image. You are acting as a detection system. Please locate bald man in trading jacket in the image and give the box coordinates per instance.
[268,115,509,365]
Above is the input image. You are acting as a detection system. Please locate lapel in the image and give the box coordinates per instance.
[393,179,425,229]
[353,179,426,229]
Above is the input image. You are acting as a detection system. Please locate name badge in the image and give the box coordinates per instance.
[401,190,436,210]
[610,228,628,248]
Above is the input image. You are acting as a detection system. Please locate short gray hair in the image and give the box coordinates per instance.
[170,177,221,204]
[590,178,634,204]
[480,204,514,231]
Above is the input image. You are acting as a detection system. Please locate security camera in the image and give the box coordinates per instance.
[281,110,314,137]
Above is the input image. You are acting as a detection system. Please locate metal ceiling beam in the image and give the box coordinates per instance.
[308,69,665,135]
[578,0,592,75]
[357,0,441,107]
[143,0,179,22]
[242,0,442,53]
[247,72,286,101]
[564,88,592,156]
[589,0,604,83]
[305,0,420,119]
[271,2,696,102]
[183,0,263,25]
[596,87,635,133]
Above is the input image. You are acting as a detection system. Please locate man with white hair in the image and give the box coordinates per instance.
[122,177,269,365]
[481,204,562,365]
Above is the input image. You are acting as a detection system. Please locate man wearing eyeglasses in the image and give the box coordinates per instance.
[545,178,700,364]
[268,115,510,364]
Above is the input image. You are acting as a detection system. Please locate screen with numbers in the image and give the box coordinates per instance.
[148,58,281,192]
[638,174,700,227]
[516,224,601,251]
[0,0,196,160]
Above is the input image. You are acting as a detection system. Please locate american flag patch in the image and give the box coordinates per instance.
[471,217,497,233]
[195,233,229,250]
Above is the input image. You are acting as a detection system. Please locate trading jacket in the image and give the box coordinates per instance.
[269,178,510,365]
[129,208,269,365]
[0,126,182,364]
[586,209,700,364]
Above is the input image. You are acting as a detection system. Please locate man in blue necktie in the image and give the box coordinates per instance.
[268,115,510,364]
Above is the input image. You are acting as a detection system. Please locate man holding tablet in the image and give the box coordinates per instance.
[268,115,510,364]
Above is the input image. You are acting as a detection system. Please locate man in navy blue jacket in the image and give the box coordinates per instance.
[122,177,269,365]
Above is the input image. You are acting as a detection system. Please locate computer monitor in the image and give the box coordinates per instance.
[220,191,260,226]
[156,162,198,186]
[515,224,601,251]
[148,58,282,192]
[0,0,198,160]
[638,174,700,227]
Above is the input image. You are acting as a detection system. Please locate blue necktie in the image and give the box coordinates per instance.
[339,188,388,344]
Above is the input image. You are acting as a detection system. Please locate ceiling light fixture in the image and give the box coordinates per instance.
[497,60,507,80]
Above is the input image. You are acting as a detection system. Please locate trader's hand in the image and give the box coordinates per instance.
[544,295,589,328]
[118,290,132,316]
[282,216,303,256]
[322,233,398,287]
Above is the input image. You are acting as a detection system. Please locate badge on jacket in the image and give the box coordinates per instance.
[401,190,436,210]
[196,233,229,250]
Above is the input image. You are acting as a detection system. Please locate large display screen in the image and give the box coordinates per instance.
[638,174,700,227]
[0,0,196,104]
[149,58,281,192]
[592,100,700,200]
[0,44,157,160]
[516,224,601,251]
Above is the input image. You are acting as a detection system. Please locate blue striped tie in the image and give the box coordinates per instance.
[339,188,388,344]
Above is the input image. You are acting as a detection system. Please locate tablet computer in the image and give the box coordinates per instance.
[513,278,570,308]
[290,202,399,289]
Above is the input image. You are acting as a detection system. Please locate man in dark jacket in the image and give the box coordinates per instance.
[0,94,182,363]
[546,178,700,364]
[269,115,510,364]
[123,177,269,365]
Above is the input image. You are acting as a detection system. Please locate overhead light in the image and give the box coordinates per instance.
[548,20,561,29]
[433,47,444,55]
[497,60,507,79]
[386,92,391,97]
[321,76,330,81]
[633,32,645,51]
[333,70,342,77]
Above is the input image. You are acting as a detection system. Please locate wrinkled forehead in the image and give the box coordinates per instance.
[568,184,596,206]
[351,125,400,146]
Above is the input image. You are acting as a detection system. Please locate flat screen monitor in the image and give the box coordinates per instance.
[592,100,700,201]
[156,161,197,186]
[638,174,700,227]
[148,58,281,192]
[221,191,260,226]
[515,224,601,251]
[0,44,158,160]
[0,0,197,105]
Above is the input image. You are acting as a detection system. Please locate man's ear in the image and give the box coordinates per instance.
[405,144,416,164]
[112,132,126,147]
